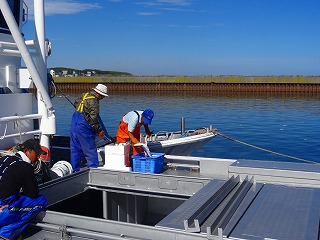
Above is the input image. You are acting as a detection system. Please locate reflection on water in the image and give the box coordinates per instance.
[46,91,320,163]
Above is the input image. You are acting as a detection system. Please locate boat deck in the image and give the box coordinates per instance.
[25,155,320,240]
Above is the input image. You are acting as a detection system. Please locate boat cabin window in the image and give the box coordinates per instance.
[0,0,20,34]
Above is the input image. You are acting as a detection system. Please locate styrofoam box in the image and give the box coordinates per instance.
[104,154,131,171]
[104,142,130,155]
[105,153,130,168]
[105,153,129,164]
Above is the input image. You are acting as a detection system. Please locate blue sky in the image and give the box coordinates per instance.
[24,0,320,76]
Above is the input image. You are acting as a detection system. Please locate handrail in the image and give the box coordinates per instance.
[0,40,18,46]
[1,130,42,139]
[0,40,37,48]
[0,114,42,122]
[0,114,42,141]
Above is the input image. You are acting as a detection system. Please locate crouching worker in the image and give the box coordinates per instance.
[0,139,48,240]
[115,109,154,164]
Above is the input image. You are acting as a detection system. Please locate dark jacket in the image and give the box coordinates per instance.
[74,90,102,134]
[0,154,39,199]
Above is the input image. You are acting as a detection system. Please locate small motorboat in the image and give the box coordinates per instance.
[145,127,217,155]
[93,119,217,156]
[94,116,217,156]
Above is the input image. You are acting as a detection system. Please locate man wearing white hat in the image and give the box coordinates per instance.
[70,84,109,172]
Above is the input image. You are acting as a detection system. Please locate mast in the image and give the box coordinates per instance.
[34,0,56,148]
[0,0,56,149]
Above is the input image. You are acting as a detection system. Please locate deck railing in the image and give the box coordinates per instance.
[0,113,42,140]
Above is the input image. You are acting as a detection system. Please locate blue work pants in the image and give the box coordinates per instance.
[0,194,47,239]
[70,112,99,172]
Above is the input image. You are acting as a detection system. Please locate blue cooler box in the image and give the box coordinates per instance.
[132,152,165,173]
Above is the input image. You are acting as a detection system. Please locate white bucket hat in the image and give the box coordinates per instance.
[93,84,109,97]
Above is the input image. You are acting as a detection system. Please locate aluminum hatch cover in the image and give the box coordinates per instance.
[230,184,320,240]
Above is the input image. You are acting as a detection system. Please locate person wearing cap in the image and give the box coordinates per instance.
[0,139,48,240]
[115,109,154,161]
[70,84,109,172]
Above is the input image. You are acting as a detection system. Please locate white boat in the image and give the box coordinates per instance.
[146,127,217,155]
[1,1,320,240]
[94,126,217,156]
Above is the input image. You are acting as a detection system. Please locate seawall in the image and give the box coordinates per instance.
[51,76,320,93]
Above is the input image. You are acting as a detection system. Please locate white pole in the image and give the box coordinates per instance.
[34,0,55,148]
[34,1,47,80]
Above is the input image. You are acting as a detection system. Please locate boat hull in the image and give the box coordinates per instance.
[147,132,216,155]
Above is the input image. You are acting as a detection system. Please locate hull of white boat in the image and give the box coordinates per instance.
[147,132,216,155]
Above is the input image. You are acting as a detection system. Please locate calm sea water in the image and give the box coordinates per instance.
[48,91,320,164]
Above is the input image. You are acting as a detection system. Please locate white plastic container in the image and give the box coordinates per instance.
[105,153,130,164]
[103,156,131,171]
[104,142,130,155]
[103,143,131,171]
[102,142,131,171]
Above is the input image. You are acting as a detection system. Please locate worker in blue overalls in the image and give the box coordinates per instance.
[0,139,48,240]
[70,84,109,172]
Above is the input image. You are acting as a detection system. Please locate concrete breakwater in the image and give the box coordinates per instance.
[51,76,320,93]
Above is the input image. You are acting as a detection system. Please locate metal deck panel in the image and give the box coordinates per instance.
[165,155,235,178]
[231,160,320,173]
[39,170,89,205]
[27,211,221,240]
[156,179,226,230]
[230,184,320,240]
[229,160,320,187]
[89,168,212,196]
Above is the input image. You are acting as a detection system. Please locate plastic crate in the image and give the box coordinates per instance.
[132,152,165,173]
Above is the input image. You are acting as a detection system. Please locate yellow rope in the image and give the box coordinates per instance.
[215,131,318,164]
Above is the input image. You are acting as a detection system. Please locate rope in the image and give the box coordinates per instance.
[18,116,22,143]
[33,158,42,174]
[49,79,57,98]
[54,81,75,108]
[0,123,8,140]
[215,131,318,164]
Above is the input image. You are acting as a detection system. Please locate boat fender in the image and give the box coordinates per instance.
[51,161,73,177]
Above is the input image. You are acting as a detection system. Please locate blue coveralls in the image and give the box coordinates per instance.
[70,111,99,172]
[0,194,47,239]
